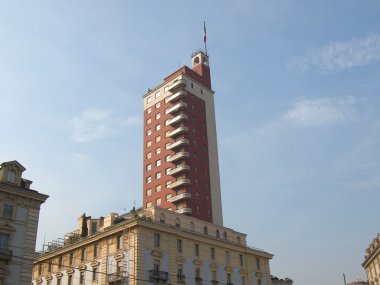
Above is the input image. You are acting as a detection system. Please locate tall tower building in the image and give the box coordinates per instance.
[143,50,223,225]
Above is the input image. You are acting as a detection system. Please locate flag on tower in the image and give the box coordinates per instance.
[203,21,207,43]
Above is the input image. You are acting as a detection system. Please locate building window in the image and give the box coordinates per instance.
[156,102,161,109]
[156,159,161,167]
[146,164,152,171]
[155,113,161,120]
[154,260,160,273]
[175,218,180,228]
[196,206,200,214]
[146,152,152,159]
[165,143,170,150]
[92,267,98,281]
[226,251,230,264]
[223,231,227,240]
[91,222,97,234]
[203,226,208,235]
[237,236,241,244]
[147,96,152,104]
[146,140,152,147]
[94,244,98,258]
[216,230,220,238]
[2,199,13,219]
[166,194,172,201]
[68,275,73,285]
[165,155,171,162]
[191,82,194,88]
[147,129,152,136]
[194,243,199,257]
[155,124,161,131]
[165,180,171,187]
[147,202,152,208]
[146,189,152,196]
[177,264,184,282]
[156,185,162,192]
[241,276,246,285]
[239,254,244,266]
[156,147,161,154]
[146,118,152,125]
[165,168,171,175]
[146,176,152,184]
[154,233,160,247]
[69,252,74,265]
[165,119,170,126]
[155,91,161,98]
[59,256,63,267]
[117,235,123,249]
[256,258,261,270]
[227,273,232,284]
[164,86,169,92]
[212,270,217,282]
[48,261,52,272]
[159,214,165,223]
[165,131,170,137]
[211,247,215,260]
[156,198,162,206]
[147,107,152,114]
[155,136,161,143]
[81,248,86,261]
[177,239,182,253]
[57,278,61,285]
[6,170,16,183]
[156,172,161,179]
[258,280,262,285]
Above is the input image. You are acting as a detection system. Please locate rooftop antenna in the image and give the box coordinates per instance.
[203,21,208,55]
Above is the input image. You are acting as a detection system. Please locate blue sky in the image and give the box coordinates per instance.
[1,1,379,284]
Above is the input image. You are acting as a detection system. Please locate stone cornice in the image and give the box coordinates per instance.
[0,183,48,203]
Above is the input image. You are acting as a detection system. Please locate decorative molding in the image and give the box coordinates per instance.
[193,259,203,266]
[176,256,185,263]
[91,260,100,268]
[45,274,53,281]
[35,278,43,284]
[239,269,248,275]
[79,264,87,272]
[56,272,63,279]
[225,266,233,272]
[115,251,124,261]
[209,263,218,270]
[67,268,75,275]
[151,250,162,258]
[256,272,263,278]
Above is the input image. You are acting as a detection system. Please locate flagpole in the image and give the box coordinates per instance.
[204,21,208,55]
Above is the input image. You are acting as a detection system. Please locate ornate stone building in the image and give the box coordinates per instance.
[363,233,380,285]
[0,160,48,284]
[32,207,272,285]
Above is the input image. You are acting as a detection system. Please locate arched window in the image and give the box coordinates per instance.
[175,218,180,228]
[223,231,227,240]
[159,213,165,223]
[190,222,194,231]
[204,226,208,235]
[6,170,16,183]
[194,57,200,65]
[216,229,220,238]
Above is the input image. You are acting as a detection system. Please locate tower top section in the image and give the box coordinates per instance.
[191,50,211,89]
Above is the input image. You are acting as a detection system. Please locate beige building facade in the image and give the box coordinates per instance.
[0,160,48,284]
[363,233,380,285]
[32,207,272,285]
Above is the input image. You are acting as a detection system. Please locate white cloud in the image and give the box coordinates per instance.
[289,33,380,72]
[68,108,140,143]
[283,96,356,127]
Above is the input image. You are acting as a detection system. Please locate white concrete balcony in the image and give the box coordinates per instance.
[168,114,188,126]
[176,208,192,214]
[166,90,187,104]
[169,126,188,137]
[168,178,190,189]
[167,152,189,163]
[167,139,189,150]
[165,102,187,115]
[168,165,190,176]
[168,79,186,92]
[168,193,191,203]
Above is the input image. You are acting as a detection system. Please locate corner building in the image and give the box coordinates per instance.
[143,51,223,225]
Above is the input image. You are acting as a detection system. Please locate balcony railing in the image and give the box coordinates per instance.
[169,126,189,138]
[107,272,129,284]
[211,280,219,285]
[167,152,189,163]
[168,165,190,176]
[167,139,189,150]
[168,79,186,92]
[168,193,191,203]
[168,179,190,189]
[165,102,187,115]
[0,248,12,261]
[195,277,203,285]
[177,275,186,283]
[167,114,188,126]
[149,270,168,282]
[175,208,192,214]
[166,90,187,103]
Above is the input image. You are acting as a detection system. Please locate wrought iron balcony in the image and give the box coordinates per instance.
[167,193,191,203]
[195,277,203,285]
[107,272,129,284]
[0,248,12,261]
[149,270,169,282]
[165,102,187,115]
[168,165,190,176]
[167,114,188,126]
[168,79,186,92]
[168,152,189,163]
[175,208,192,214]
[168,179,190,189]
[167,139,189,150]
[211,280,219,285]
[169,126,188,138]
[177,274,186,283]
[166,90,187,103]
